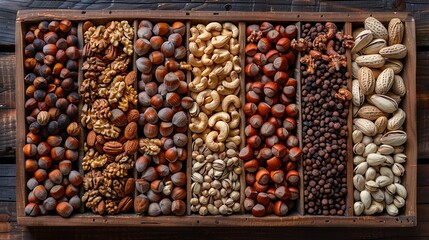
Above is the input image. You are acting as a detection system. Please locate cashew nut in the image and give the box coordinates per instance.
[205,90,221,112]
[214,121,230,142]
[229,38,240,55]
[189,54,204,67]
[212,49,230,64]
[189,41,204,57]
[222,95,241,112]
[208,73,219,89]
[201,54,213,66]
[222,71,240,89]
[197,24,212,41]
[215,61,233,77]
[229,129,240,137]
[189,112,209,133]
[226,136,241,147]
[206,131,225,152]
[190,27,199,42]
[211,35,231,49]
[228,111,240,129]
[217,85,235,95]
[223,22,239,38]
[202,65,213,77]
[232,56,241,73]
[189,76,208,93]
[204,40,215,55]
[208,112,231,127]
[196,89,212,106]
[206,22,222,32]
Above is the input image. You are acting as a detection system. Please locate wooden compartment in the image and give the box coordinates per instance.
[15,10,416,227]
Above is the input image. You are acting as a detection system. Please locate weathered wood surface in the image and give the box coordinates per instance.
[1,0,429,46]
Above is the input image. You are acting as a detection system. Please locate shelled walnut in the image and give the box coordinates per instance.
[23,19,82,218]
[80,20,136,215]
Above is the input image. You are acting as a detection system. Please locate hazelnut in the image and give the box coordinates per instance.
[25,203,40,216]
[243,102,257,116]
[266,156,282,171]
[148,202,161,216]
[38,156,52,169]
[245,43,258,56]
[25,159,38,173]
[65,46,80,60]
[155,164,170,177]
[274,200,289,216]
[135,179,150,194]
[288,147,302,162]
[159,198,172,215]
[285,103,299,117]
[171,187,186,200]
[249,114,263,128]
[59,20,72,33]
[255,168,270,185]
[69,195,81,210]
[149,51,164,65]
[171,172,186,187]
[134,194,150,214]
[172,22,186,35]
[253,52,267,66]
[247,135,262,149]
[59,160,72,175]
[144,107,158,124]
[243,159,260,173]
[245,63,259,77]
[50,146,65,160]
[169,161,183,174]
[172,111,187,127]
[65,136,79,150]
[159,122,174,137]
[171,200,186,216]
[33,185,48,201]
[48,169,63,184]
[164,72,180,92]
[174,45,187,59]
[267,30,281,44]
[144,123,159,138]
[161,41,175,57]
[110,108,128,127]
[275,186,291,200]
[265,49,279,63]
[270,170,285,184]
[285,170,300,185]
[260,22,274,33]
[153,22,170,36]
[257,38,271,53]
[150,180,165,193]
[56,202,73,218]
[50,185,65,199]
[136,57,152,74]
[252,203,266,217]
[273,56,289,71]
[150,94,164,109]
[68,170,83,186]
[245,90,261,104]
[158,108,174,122]
[276,38,291,52]
[284,25,297,38]
[150,36,164,50]
[43,197,57,211]
[34,169,48,182]
[165,147,179,162]
[23,143,38,157]
[141,167,158,182]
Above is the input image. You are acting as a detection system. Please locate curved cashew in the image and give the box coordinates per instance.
[212,49,231,64]
[223,22,239,38]
[202,65,213,77]
[212,35,230,49]
[222,71,240,89]
[232,56,241,73]
[206,22,222,32]
[208,112,231,127]
[189,76,208,93]
[196,89,212,106]
[189,42,203,58]
[222,95,241,112]
[189,27,199,42]
[200,105,212,116]
[229,38,240,55]
[189,112,208,133]
[196,24,212,41]
[205,90,220,112]
[215,61,233,77]
[205,40,214,55]
[214,121,230,142]
[229,129,240,137]
[228,111,240,129]
[189,54,204,67]
[221,28,233,37]
[206,131,225,152]
[217,85,235,95]
[201,54,213,66]
[211,31,221,37]
[192,67,202,83]
[208,72,219,89]
[226,136,241,147]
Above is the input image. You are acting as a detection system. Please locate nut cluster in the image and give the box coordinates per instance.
[296,22,353,215]
[352,17,408,216]
[187,22,243,215]
[240,22,302,217]
[23,20,82,218]
[80,21,137,215]
[134,20,188,216]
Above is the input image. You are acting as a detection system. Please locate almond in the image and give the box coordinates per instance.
[103,141,123,155]
[127,109,140,123]
[124,122,138,140]
[125,71,137,86]
[123,139,139,155]
[86,130,97,147]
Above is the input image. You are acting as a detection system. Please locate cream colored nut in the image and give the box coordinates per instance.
[352,62,360,79]
[358,67,375,95]
[365,167,377,181]
[363,143,378,157]
[352,79,365,106]
[388,18,404,45]
[394,195,406,208]
[395,183,407,199]
[385,191,394,205]
[365,180,379,192]
[353,143,365,155]
[371,189,385,202]
[355,54,385,68]
[354,201,365,216]
[379,44,407,59]
[364,17,388,40]
[393,153,407,163]
[353,118,377,137]
[386,203,399,216]
[353,129,364,144]
[352,29,374,53]
[380,130,407,146]
[354,162,368,175]
[367,153,388,166]
[354,155,366,165]
[367,94,398,113]
[375,68,394,94]
[378,144,394,155]
[353,174,365,191]
[387,108,406,131]
[381,59,403,74]
[361,38,387,55]
[392,163,405,177]
[376,175,393,187]
[360,190,372,209]
[386,184,397,195]
[362,135,374,145]
[364,205,379,215]
[391,75,406,97]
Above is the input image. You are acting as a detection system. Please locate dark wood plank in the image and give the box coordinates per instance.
[418,165,429,186]
[0,177,15,187]
[0,202,16,222]
[0,53,16,109]
[0,165,16,177]
[418,186,429,204]
[0,109,16,158]
[0,187,15,202]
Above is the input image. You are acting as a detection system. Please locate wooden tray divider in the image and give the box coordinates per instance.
[77,21,85,214]
[295,21,304,217]
[238,21,247,214]
[132,19,139,213]
[344,22,354,217]
[185,20,193,216]
[15,21,26,220]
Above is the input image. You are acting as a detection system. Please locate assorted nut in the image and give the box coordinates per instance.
[187,22,243,215]
[134,20,187,216]
[295,22,353,215]
[352,17,408,216]
[23,20,82,218]
[80,21,137,215]
[240,22,302,216]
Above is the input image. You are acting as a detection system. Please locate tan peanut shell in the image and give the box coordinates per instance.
[381,59,403,74]
[375,116,388,134]
[364,17,388,40]
[357,105,387,121]
[387,108,406,130]
[352,62,360,79]
[375,68,394,94]
[358,66,375,95]
[367,94,398,113]
[354,118,378,137]
[388,18,404,46]
[391,75,406,97]
[379,44,407,59]
[355,54,385,68]
[362,39,387,55]
[352,79,365,106]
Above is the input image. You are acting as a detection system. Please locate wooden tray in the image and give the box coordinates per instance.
[15,10,417,227]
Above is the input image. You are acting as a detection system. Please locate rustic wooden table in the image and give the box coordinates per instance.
[1,0,429,239]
